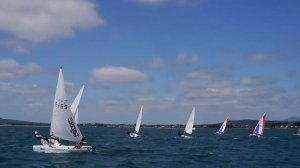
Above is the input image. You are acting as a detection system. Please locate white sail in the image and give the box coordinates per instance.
[184,107,195,135]
[134,106,143,133]
[218,117,229,134]
[70,85,84,124]
[50,68,83,142]
[253,112,267,135]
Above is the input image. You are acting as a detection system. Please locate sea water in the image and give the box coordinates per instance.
[0,126,299,167]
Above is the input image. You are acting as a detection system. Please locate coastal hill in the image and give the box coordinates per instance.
[0,117,299,128]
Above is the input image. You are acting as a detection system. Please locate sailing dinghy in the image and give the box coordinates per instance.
[33,68,93,153]
[70,85,84,124]
[294,128,300,135]
[249,112,267,138]
[215,117,229,135]
[178,107,195,138]
[127,106,143,138]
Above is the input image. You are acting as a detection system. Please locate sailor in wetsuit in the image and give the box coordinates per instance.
[73,137,86,149]
[34,131,49,143]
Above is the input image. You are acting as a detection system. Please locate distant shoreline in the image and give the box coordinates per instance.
[1,117,300,129]
[0,122,299,129]
[0,124,49,127]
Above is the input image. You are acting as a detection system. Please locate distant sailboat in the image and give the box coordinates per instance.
[249,113,267,138]
[127,106,143,138]
[178,107,195,138]
[70,85,84,124]
[294,128,300,135]
[33,68,93,153]
[215,117,229,135]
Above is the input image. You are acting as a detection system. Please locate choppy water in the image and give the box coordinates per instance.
[0,126,299,167]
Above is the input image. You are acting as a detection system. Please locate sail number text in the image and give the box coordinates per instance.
[68,117,80,138]
[55,101,68,110]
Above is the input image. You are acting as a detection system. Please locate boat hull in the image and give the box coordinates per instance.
[33,145,94,153]
[215,131,223,135]
[129,132,139,138]
[249,134,261,138]
[180,134,192,138]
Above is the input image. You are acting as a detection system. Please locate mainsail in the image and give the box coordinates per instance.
[218,117,229,133]
[70,85,84,124]
[253,113,267,135]
[135,106,143,133]
[184,107,195,135]
[50,68,83,142]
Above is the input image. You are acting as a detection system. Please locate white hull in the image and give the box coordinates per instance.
[129,132,139,138]
[180,134,192,138]
[215,131,223,135]
[33,145,94,153]
[249,134,261,138]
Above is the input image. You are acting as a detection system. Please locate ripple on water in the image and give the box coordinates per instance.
[1,127,300,167]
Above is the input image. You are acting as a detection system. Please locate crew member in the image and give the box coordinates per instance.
[73,137,86,149]
[34,131,49,143]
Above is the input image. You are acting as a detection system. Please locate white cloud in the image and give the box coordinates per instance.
[0,82,47,95]
[137,97,155,102]
[185,70,213,79]
[178,78,232,90]
[175,53,198,65]
[65,81,75,87]
[0,39,31,53]
[175,70,297,121]
[240,76,276,85]
[0,59,41,79]
[90,66,149,83]
[132,0,167,5]
[131,0,199,6]
[147,57,164,68]
[249,54,278,62]
[0,0,103,51]
[0,81,51,122]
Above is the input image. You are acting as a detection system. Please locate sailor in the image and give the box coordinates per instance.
[73,142,82,149]
[73,136,87,149]
[126,131,130,135]
[73,138,85,149]
[178,131,183,136]
[34,131,49,143]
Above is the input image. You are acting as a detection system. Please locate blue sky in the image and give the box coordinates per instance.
[0,0,299,124]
